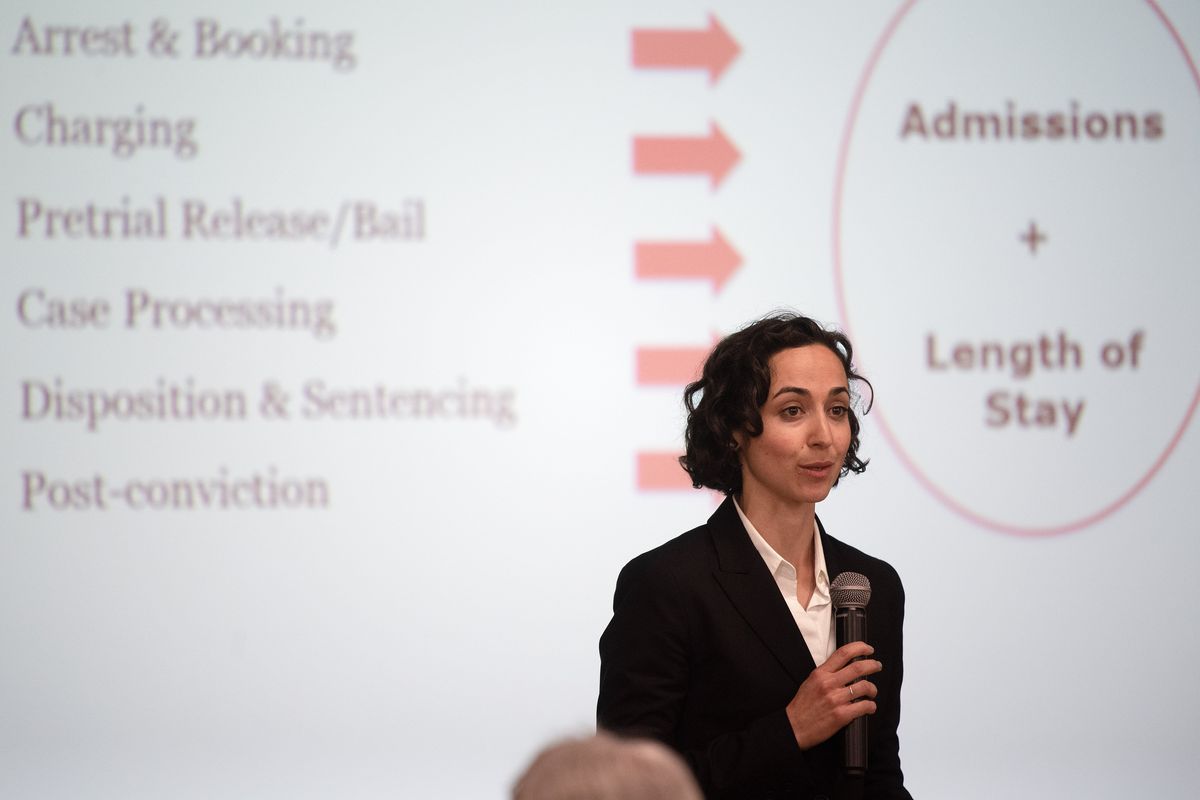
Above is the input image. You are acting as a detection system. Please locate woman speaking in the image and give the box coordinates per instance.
[598,313,912,800]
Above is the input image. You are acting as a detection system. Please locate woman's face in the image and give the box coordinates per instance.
[736,344,852,512]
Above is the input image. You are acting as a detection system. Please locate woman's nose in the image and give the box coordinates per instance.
[807,414,832,447]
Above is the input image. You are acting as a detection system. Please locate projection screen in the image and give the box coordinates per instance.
[3,1,1198,797]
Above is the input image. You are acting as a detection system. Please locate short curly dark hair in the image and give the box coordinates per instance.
[679,312,873,495]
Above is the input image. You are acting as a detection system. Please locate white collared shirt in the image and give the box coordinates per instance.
[733,498,835,667]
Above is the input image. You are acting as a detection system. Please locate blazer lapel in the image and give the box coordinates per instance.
[707,498,818,683]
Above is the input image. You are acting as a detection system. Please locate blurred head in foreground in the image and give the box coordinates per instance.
[512,731,702,800]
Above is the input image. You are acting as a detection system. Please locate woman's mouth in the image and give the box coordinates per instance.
[799,461,834,477]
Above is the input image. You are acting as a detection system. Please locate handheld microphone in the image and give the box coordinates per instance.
[830,571,871,776]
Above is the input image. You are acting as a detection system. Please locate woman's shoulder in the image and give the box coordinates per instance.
[820,527,905,598]
[617,521,715,587]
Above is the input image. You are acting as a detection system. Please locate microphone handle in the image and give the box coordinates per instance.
[836,606,868,776]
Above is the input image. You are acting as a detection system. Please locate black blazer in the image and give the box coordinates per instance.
[598,498,911,800]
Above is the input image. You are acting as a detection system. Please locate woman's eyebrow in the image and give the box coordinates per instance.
[771,386,850,400]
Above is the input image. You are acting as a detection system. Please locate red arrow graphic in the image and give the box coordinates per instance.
[636,452,693,491]
[636,345,710,386]
[635,227,741,293]
[633,122,740,189]
[636,333,720,385]
[632,14,741,85]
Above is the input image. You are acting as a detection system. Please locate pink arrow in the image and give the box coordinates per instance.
[636,332,721,386]
[633,122,741,189]
[636,452,693,491]
[636,345,709,386]
[635,227,741,293]
[632,14,741,85]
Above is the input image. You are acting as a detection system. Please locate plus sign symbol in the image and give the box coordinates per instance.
[1018,220,1047,255]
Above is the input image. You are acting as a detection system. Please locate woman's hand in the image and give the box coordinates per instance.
[785,641,881,750]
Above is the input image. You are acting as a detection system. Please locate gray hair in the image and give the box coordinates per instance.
[512,731,702,800]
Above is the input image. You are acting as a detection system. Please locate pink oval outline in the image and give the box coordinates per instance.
[832,0,1200,536]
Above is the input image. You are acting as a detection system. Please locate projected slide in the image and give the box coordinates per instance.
[3,2,1197,798]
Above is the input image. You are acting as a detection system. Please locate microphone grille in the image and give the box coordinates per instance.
[830,571,871,609]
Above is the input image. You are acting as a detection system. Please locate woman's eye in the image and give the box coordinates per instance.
[782,406,802,417]
[829,405,849,418]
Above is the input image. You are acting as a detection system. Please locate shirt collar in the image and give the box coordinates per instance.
[732,497,830,594]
